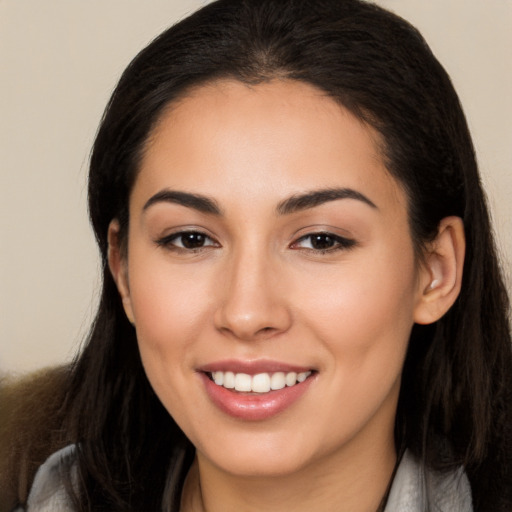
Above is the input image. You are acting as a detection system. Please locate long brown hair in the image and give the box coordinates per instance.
[63,1,512,510]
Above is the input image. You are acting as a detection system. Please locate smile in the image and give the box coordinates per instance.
[200,364,316,420]
[209,371,312,394]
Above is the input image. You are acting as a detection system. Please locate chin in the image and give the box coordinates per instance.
[193,424,343,480]
[204,449,313,478]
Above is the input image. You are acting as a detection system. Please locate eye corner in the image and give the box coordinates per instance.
[155,229,221,252]
[290,232,357,254]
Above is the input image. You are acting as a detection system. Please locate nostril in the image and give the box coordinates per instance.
[214,295,292,341]
[256,326,277,337]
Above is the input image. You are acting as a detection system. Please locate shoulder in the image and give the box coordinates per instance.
[385,450,473,512]
[0,366,71,509]
[25,444,77,512]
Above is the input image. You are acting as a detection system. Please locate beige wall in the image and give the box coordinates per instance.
[1,0,510,374]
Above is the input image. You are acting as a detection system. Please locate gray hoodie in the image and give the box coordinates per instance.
[24,445,473,511]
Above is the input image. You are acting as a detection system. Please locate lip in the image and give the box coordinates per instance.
[198,358,313,375]
[197,360,316,421]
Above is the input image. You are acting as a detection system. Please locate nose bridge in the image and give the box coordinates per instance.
[215,239,290,340]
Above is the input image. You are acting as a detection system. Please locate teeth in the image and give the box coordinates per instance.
[285,372,297,386]
[297,371,309,383]
[270,372,285,390]
[223,371,235,389]
[210,370,312,393]
[252,373,271,392]
[213,371,224,386]
[234,373,252,392]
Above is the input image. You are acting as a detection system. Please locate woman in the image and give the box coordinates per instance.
[21,0,512,510]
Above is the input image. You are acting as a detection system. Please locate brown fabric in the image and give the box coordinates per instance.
[0,366,71,512]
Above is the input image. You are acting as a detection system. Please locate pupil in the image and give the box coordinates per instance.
[311,234,334,250]
[182,233,205,249]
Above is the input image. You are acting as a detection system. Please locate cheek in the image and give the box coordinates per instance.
[294,256,417,432]
[126,260,217,428]
[294,248,418,366]
[126,251,216,380]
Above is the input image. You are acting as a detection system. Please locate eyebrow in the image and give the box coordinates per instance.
[142,186,376,216]
[276,188,377,215]
[143,190,222,215]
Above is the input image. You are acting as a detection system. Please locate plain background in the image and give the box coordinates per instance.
[1,0,511,375]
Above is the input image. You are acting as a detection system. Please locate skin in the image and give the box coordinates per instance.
[109,79,465,512]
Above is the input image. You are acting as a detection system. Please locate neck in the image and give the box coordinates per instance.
[181,431,397,512]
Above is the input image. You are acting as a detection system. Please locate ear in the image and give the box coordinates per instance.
[107,219,135,325]
[414,216,465,325]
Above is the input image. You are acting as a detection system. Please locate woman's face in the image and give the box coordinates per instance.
[114,80,431,478]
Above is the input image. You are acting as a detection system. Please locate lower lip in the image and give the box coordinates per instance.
[200,372,315,421]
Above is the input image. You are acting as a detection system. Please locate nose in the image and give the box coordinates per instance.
[214,248,292,341]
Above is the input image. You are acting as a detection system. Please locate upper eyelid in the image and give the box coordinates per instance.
[154,227,355,248]
[291,227,355,243]
[294,232,354,242]
[156,229,219,246]
[157,227,217,239]
[295,231,351,239]
[291,231,357,250]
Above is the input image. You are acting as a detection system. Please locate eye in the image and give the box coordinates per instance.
[291,232,356,253]
[156,231,219,251]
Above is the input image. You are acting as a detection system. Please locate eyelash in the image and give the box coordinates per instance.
[156,229,356,255]
[290,232,356,253]
[155,231,219,252]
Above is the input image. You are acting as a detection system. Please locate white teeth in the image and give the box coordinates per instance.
[270,372,285,390]
[285,372,297,386]
[224,371,235,389]
[297,371,309,383]
[252,373,271,393]
[234,373,252,392]
[210,370,312,393]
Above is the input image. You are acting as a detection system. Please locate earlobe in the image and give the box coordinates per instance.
[107,219,135,325]
[414,216,465,325]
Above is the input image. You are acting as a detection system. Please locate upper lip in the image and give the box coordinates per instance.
[198,359,314,375]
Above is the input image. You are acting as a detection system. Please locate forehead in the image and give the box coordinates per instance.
[135,79,407,215]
